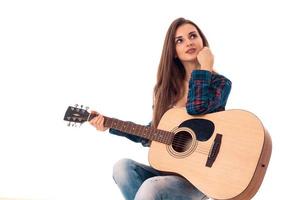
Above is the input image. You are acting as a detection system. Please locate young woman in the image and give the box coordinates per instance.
[90,17,232,200]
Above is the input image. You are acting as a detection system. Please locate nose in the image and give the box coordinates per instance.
[186,38,193,47]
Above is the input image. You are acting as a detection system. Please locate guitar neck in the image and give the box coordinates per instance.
[105,117,173,145]
[88,113,173,145]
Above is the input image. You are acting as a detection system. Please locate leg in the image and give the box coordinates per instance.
[112,158,161,200]
[134,175,208,200]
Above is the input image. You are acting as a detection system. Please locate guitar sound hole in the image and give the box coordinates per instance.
[172,131,193,153]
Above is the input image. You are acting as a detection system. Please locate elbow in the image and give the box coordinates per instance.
[186,101,209,115]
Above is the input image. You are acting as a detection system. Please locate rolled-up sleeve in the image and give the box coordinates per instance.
[186,70,232,115]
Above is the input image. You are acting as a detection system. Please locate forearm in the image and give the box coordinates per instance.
[186,70,232,115]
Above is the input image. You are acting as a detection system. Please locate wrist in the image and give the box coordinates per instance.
[201,65,213,72]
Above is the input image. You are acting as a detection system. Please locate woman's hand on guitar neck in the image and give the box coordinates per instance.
[89,111,108,132]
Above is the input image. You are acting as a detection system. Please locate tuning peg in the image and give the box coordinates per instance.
[67,121,71,126]
[80,105,84,109]
[85,106,89,110]
[74,123,80,127]
[75,104,79,108]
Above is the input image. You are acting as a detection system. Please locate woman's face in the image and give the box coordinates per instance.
[174,23,204,62]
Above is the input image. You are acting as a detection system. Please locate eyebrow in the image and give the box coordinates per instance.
[175,31,197,40]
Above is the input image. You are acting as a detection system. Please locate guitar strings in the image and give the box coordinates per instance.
[169,138,211,147]
[170,139,211,150]
[168,141,211,155]
[109,121,212,154]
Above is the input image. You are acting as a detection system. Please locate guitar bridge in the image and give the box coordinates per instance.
[206,134,222,167]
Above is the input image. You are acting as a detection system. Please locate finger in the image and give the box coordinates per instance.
[89,111,99,123]
[201,46,208,51]
[90,110,99,114]
[96,121,104,130]
[89,116,98,125]
[95,115,103,125]
[96,116,105,129]
[98,116,105,128]
[90,115,102,127]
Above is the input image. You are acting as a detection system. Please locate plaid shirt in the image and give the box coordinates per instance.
[109,70,231,146]
[187,70,232,115]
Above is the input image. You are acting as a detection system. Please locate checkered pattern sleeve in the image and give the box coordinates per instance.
[186,70,232,115]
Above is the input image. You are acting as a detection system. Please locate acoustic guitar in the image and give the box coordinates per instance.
[64,105,272,200]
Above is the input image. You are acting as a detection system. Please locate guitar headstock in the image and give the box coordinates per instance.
[64,104,90,127]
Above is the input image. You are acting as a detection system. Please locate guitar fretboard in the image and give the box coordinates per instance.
[103,117,173,145]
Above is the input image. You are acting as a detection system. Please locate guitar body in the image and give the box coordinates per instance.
[64,105,271,200]
[148,108,272,200]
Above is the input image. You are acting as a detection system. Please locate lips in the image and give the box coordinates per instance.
[186,48,196,54]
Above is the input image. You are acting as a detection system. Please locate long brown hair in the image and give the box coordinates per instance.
[152,17,209,128]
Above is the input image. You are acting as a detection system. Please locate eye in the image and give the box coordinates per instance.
[190,33,198,39]
[175,38,183,45]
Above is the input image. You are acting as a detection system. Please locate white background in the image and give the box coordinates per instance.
[0,0,299,199]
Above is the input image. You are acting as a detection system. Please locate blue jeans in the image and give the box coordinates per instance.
[112,158,208,200]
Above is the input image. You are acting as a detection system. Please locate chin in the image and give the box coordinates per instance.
[181,56,197,62]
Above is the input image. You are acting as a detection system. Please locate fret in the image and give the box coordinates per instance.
[154,131,159,142]
[149,128,154,140]
[107,118,112,127]
[136,124,142,137]
[152,128,157,141]
[103,116,172,144]
[123,121,129,133]
[103,117,109,127]
[135,124,141,136]
[127,122,133,134]
[141,126,146,137]
[126,122,132,133]
[111,119,118,129]
[166,130,173,144]
[162,130,167,144]
[117,120,122,130]
[120,120,125,131]
[148,127,154,140]
[160,131,165,143]
[154,131,158,142]
[163,130,172,145]
[143,127,149,138]
[125,121,129,133]
[161,129,167,143]
[166,130,171,144]
[142,126,148,139]
[119,120,124,132]
[149,128,153,141]
[117,119,122,129]
[114,119,120,130]
[131,123,138,136]
[148,127,154,141]
[157,130,163,143]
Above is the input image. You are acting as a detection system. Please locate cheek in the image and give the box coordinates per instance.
[175,46,184,58]
[198,39,204,49]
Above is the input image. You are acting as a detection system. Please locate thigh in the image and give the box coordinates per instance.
[113,159,163,200]
[113,158,162,184]
[135,175,208,200]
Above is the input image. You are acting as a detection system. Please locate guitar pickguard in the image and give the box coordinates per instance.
[178,118,215,141]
